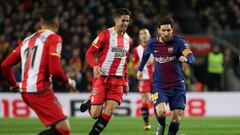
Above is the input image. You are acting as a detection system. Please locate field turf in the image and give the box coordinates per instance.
[0,116,240,135]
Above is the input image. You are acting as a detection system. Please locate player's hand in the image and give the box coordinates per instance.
[67,78,77,92]
[93,65,102,78]
[137,71,143,80]
[10,83,20,93]
[124,82,129,95]
[179,56,188,63]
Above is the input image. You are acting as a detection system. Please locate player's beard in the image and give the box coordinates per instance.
[162,35,172,43]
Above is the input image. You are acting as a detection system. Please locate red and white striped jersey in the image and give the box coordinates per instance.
[18,30,67,92]
[91,27,132,76]
[132,44,153,80]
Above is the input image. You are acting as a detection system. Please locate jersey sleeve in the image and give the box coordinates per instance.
[178,38,195,64]
[91,29,107,50]
[138,41,152,71]
[1,42,22,86]
[85,30,107,67]
[48,34,68,83]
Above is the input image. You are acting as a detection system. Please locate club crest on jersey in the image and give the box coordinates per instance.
[168,47,174,53]
[56,43,62,54]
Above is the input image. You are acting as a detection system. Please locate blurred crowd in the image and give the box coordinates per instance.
[0,0,240,92]
[194,0,240,35]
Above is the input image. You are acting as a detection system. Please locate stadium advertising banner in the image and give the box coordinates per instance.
[0,92,240,118]
[184,35,211,55]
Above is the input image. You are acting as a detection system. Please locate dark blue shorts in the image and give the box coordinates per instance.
[152,82,186,110]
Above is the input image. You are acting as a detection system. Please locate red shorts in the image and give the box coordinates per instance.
[21,90,67,126]
[138,80,152,93]
[91,76,126,105]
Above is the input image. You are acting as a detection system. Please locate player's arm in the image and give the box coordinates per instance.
[138,42,151,72]
[48,35,76,91]
[124,37,133,95]
[137,42,151,80]
[1,43,22,91]
[85,30,106,78]
[179,39,195,64]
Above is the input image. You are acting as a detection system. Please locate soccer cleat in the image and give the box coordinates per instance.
[144,124,151,130]
[156,126,165,135]
[80,97,91,112]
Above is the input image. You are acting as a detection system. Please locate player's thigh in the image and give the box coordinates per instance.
[140,92,151,104]
[55,119,70,131]
[103,100,119,115]
[90,105,103,118]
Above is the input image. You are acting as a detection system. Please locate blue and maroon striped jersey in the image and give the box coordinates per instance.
[138,35,195,88]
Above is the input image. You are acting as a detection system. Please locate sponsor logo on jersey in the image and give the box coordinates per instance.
[111,47,127,58]
[155,56,176,63]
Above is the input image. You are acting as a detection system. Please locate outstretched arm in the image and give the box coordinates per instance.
[138,44,151,71]
[137,43,151,80]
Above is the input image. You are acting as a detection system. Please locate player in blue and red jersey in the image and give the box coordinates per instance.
[137,17,195,135]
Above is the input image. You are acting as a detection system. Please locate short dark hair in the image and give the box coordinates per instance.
[157,16,174,28]
[40,5,59,25]
[114,8,131,17]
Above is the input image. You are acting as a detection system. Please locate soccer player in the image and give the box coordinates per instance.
[137,17,195,135]
[132,28,153,130]
[1,5,76,135]
[80,8,132,135]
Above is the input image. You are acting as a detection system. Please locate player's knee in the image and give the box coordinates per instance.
[90,107,102,119]
[171,116,181,123]
[90,113,101,119]
[104,106,116,115]
[55,119,71,131]
[90,110,101,119]
[156,109,167,118]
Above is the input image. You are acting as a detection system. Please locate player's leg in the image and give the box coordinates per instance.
[155,103,167,135]
[38,119,71,135]
[89,82,124,135]
[81,77,106,118]
[139,80,152,130]
[168,109,183,135]
[140,92,151,130]
[89,100,119,135]
[168,86,186,135]
[152,89,169,135]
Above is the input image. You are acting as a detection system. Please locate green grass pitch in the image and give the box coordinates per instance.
[0,116,240,135]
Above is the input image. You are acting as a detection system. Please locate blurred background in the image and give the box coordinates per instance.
[1,0,240,93]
